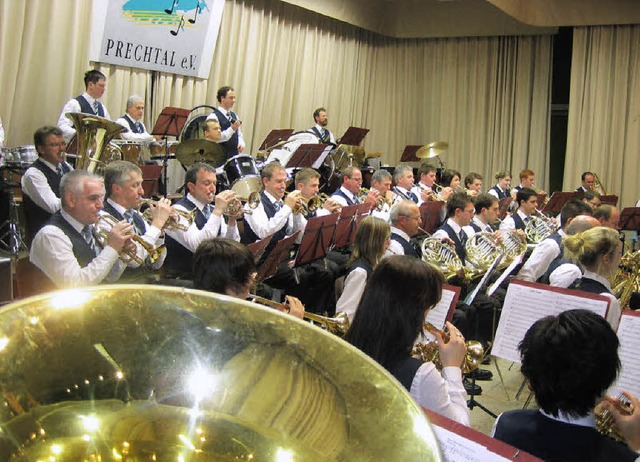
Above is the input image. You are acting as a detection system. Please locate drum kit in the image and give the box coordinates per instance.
[0,146,33,257]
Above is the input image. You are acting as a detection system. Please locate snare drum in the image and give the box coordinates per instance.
[112,140,142,165]
[224,155,261,198]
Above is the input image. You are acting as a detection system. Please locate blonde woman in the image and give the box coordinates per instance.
[336,216,390,320]
[564,226,623,328]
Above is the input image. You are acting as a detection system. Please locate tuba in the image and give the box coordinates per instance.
[65,112,127,173]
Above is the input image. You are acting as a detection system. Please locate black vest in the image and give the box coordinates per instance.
[22,159,70,243]
[468,221,482,233]
[309,126,331,144]
[391,232,419,258]
[490,185,509,199]
[75,95,105,117]
[512,212,527,231]
[121,115,143,133]
[438,222,467,264]
[388,357,423,392]
[494,410,636,462]
[347,259,373,278]
[213,108,239,158]
[331,188,359,206]
[242,192,288,257]
[570,277,611,295]
[538,232,564,284]
[49,211,97,268]
[164,197,207,277]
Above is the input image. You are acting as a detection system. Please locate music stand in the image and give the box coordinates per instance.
[337,126,369,146]
[619,207,640,233]
[497,197,513,220]
[600,195,619,206]
[256,231,300,282]
[151,107,191,195]
[419,201,444,234]
[400,145,421,163]
[258,129,295,151]
[294,214,339,268]
[541,191,580,215]
[332,204,370,249]
[286,144,332,171]
[246,233,275,264]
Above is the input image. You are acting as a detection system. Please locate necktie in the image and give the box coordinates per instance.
[322,128,328,142]
[408,191,418,203]
[135,122,143,133]
[228,112,234,123]
[93,100,100,114]
[274,201,283,212]
[56,164,65,177]
[124,210,144,235]
[82,225,98,256]
[203,204,212,220]
[459,230,468,246]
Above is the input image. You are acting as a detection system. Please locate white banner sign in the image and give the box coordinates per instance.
[90,0,224,78]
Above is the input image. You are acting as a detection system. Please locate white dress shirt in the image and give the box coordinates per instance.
[581,270,622,329]
[57,92,112,142]
[244,191,305,242]
[330,186,359,207]
[310,123,336,144]
[411,183,431,205]
[115,114,154,142]
[21,159,73,213]
[488,184,508,199]
[393,186,415,203]
[432,218,464,241]
[165,193,239,252]
[499,209,530,231]
[386,226,411,257]
[462,216,493,239]
[336,266,368,321]
[410,363,470,426]
[30,209,126,288]
[517,229,566,282]
[206,106,245,150]
[98,198,166,269]
[549,263,582,288]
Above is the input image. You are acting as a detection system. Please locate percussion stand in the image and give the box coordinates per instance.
[0,173,27,258]
[151,107,191,195]
[467,375,497,418]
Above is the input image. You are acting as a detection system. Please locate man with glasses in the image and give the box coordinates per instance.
[330,166,379,208]
[387,200,422,257]
[22,126,74,244]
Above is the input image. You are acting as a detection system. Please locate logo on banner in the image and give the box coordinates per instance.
[90,0,224,78]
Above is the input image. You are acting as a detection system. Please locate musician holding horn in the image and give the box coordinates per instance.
[30,170,132,288]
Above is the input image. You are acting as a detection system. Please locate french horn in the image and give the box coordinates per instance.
[0,286,441,460]
[524,209,559,244]
[412,323,485,374]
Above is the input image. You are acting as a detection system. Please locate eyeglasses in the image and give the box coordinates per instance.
[400,214,421,221]
[45,142,67,148]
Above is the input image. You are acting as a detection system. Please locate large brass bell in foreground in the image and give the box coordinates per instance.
[0,286,441,461]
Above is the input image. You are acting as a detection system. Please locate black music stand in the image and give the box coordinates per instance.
[151,107,191,195]
[400,145,421,163]
[337,126,369,146]
[331,204,370,249]
[419,202,445,234]
[286,144,332,171]
[619,207,640,233]
[256,231,300,283]
[294,214,339,268]
[497,197,513,220]
[246,233,275,264]
[600,195,619,206]
[541,191,580,215]
[258,129,294,151]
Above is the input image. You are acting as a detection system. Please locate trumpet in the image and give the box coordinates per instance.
[224,192,261,218]
[412,322,485,374]
[358,188,391,211]
[138,199,196,231]
[96,213,165,265]
[248,295,350,336]
[417,182,446,201]
[595,394,633,442]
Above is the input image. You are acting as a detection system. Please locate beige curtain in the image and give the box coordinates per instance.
[0,0,552,190]
[565,25,640,207]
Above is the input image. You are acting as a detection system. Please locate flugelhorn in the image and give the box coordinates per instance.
[96,213,165,264]
[138,199,196,231]
[248,295,350,337]
[412,322,485,374]
[224,192,260,218]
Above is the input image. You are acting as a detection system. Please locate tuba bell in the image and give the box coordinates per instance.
[65,112,127,173]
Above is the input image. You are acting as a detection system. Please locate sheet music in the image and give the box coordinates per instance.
[311,146,332,169]
[425,288,457,329]
[492,282,609,364]
[433,426,511,462]
[609,313,640,397]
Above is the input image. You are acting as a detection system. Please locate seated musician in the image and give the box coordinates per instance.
[115,95,154,142]
[576,171,596,192]
[493,309,637,462]
[462,193,499,234]
[601,391,640,453]
[369,169,394,222]
[330,166,378,207]
[432,192,475,262]
[336,216,390,320]
[463,172,482,198]
[202,119,222,142]
[308,107,336,145]
[345,255,470,425]
[499,187,537,231]
[392,165,419,203]
[387,200,422,258]
[513,168,546,198]
[21,126,74,243]
[242,162,335,313]
[440,169,462,192]
[57,69,111,142]
[294,167,341,218]
[164,162,238,279]
[593,204,620,229]
[516,199,592,283]
[30,170,132,287]
[583,190,602,210]
[193,238,304,319]
[205,85,244,157]
[563,226,623,328]
[487,170,512,200]
[100,161,172,279]
[411,163,453,204]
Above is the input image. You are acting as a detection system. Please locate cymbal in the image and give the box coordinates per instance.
[416,141,449,159]
[176,139,226,167]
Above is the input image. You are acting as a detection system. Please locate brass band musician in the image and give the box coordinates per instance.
[115,95,154,142]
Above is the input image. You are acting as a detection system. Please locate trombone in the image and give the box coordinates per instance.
[96,213,165,265]
[139,199,196,231]
[248,295,350,337]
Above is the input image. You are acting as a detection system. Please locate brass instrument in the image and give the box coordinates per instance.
[359,188,393,211]
[65,112,127,173]
[421,237,468,280]
[412,323,485,374]
[0,286,441,460]
[296,193,332,215]
[96,213,165,265]
[595,394,633,442]
[591,172,607,195]
[248,295,350,337]
[612,250,640,309]
[524,209,559,244]
[224,191,260,218]
[138,199,196,231]
[466,230,527,271]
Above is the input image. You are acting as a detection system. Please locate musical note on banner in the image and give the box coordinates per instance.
[188,3,201,24]
[170,15,186,36]
[165,0,179,15]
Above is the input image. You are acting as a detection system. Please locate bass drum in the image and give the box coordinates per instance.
[266,131,319,166]
[180,105,216,141]
[224,154,262,198]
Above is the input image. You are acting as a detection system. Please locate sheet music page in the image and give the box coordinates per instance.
[311,147,331,169]
[425,288,457,329]
[609,313,640,397]
[492,282,609,363]
[433,426,511,462]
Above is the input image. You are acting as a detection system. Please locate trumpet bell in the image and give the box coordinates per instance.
[0,286,441,461]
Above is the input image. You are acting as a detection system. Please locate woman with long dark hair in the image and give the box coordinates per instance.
[345,255,470,424]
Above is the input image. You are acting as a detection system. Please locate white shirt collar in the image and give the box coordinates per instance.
[107,197,128,215]
[263,190,282,205]
[61,209,87,233]
[340,186,357,201]
[472,216,491,231]
[390,226,410,242]
[582,270,613,292]
[539,409,596,429]
[39,158,60,172]
[217,106,232,116]
[187,192,210,212]
[446,218,463,234]
[418,182,432,190]
[517,209,530,220]
[125,113,142,124]
[315,124,326,132]
[82,92,97,105]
